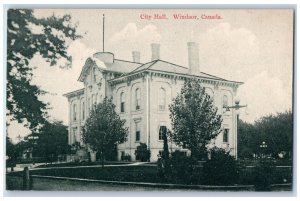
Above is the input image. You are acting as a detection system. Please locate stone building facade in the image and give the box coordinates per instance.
[64,42,243,162]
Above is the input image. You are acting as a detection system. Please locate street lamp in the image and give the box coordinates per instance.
[223,98,247,159]
[223,99,247,111]
[260,141,268,159]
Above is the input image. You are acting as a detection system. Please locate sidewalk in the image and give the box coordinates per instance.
[6,161,148,172]
[6,161,69,172]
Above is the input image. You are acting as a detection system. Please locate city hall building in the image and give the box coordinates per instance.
[64,42,243,162]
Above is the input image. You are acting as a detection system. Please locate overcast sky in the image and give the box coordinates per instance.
[7,9,294,143]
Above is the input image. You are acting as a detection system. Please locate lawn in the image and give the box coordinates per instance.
[10,165,162,183]
[8,162,292,186]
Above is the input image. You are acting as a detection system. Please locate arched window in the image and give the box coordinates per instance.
[223,95,228,108]
[87,98,90,112]
[73,103,77,121]
[135,88,141,110]
[223,128,229,143]
[92,94,95,108]
[206,88,214,100]
[159,88,166,110]
[120,92,125,113]
[82,101,85,120]
[93,67,96,83]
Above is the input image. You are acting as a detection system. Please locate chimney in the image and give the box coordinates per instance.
[187,42,200,74]
[151,43,160,61]
[132,51,140,63]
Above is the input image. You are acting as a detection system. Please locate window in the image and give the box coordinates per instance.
[90,96,93,110]
[206,88,214,100]
[82,101,85,120]
[223,95,228,108]
[121,151,125,160]
[120,92,125,113]
[95,93,98,104]
[93,67,96,83]
[72,127,77,142]
[159,125,167,141]
[182,151,187,157]
[159,88,166,110]
[92,94,95,107]
[223,128,229,143]
[73,103,77,121]
[87,98,90,111]
[135,88,141,110]
[135,121,141,142]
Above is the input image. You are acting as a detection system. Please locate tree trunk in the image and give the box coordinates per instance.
[190,147,197,159]
[101,148,104,168]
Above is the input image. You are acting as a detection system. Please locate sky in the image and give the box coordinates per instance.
[7,9,294,143]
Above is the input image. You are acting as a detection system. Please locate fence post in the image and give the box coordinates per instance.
[22,167,31,190]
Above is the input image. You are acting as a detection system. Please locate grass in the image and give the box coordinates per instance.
[10,165,161,183]
[8,161,293,186]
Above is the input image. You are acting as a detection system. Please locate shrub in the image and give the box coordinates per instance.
[169,150,197,184]
[202,147,239,185]
[254,159,275,191]
[123,154,131,162]
[135,143,150,162]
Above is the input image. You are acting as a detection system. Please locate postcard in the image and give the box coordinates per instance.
[5,8,294,192]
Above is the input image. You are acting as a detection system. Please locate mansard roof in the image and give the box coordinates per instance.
[108,59,243,89]
[77,51,237,83]
[70,54,242,96]
[129,59,228,81]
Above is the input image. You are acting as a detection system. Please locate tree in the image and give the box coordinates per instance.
[82,97,128,167]
[255,111,293,159]
[238,111,293,159]
[7,9,80,131]
[33,120,69,162]
[238,119,259,159]
[169,79,222,159]
[6,136,18,171]
[162,129,170,163]
[159,128,171,178]
[6,136,17,160]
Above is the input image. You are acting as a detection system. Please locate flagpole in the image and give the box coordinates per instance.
[102,14,105,52]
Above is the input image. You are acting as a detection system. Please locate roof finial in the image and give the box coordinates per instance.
[102,14,105,52]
